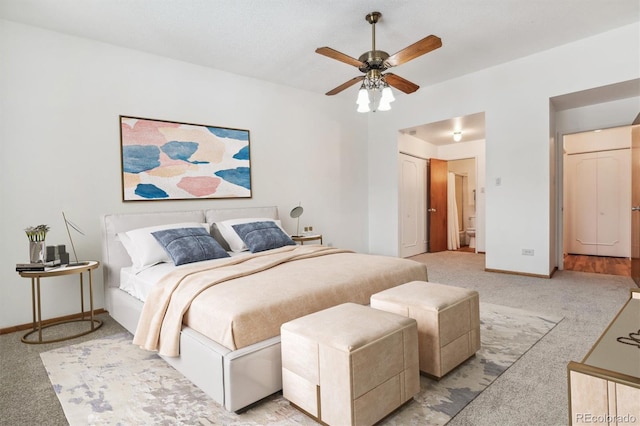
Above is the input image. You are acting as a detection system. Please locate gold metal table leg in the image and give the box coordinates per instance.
[36,277,42,342]
[30,278,36,332]
[80,271,85,320]
[89,269,95,330]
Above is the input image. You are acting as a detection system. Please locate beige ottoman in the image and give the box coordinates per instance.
[281,303,420,426]
[370,281,480,379]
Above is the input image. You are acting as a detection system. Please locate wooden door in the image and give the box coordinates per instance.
[631,123,640,285]
[399,154,427,258]
[428,158,448,252]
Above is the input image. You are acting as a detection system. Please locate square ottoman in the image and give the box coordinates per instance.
[281,302,420,426]
[371,281,480,379]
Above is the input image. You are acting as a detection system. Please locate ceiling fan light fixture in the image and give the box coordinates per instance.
[357,102,371,113]
[377,99,392,111]
[381,84,395,104]
[453,131,462,142]
[357,84,370,105]
[356,73,395,112]
[356,82,371,112]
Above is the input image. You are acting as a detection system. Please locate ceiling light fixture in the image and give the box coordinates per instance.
[453,131,462,142]
[318,11,442,113]
[356,71,395,113]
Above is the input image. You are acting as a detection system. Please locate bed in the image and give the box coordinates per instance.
[101,206,428,412]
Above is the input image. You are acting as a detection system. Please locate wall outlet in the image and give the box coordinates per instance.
[522,249,535,256]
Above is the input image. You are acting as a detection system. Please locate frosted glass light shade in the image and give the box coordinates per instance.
[381,86,395,103]
[356,88,369,105]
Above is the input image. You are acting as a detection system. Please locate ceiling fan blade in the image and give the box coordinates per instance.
[325,76,364,95]
[384,35,442,68]
[316,47,364,68]
[385,73,420,94]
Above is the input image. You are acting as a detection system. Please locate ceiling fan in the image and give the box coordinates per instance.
[316,11,442,112]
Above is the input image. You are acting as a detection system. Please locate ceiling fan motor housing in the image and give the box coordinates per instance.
[358,50,390,73]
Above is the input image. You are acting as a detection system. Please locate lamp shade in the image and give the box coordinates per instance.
[357,102,371,113]
[356,87,369,105]
[381,86,395,103]
[377,99,392,111]
[290,205,304,236]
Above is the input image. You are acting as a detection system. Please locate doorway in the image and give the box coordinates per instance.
[561,126,633,276]
[427,158,478,253]
[397,112,486,258]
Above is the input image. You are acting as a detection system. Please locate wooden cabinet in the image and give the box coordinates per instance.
[567,289,640,425]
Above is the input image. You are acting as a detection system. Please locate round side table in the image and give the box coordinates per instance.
[18,260,103,344]
[291,234,323,245]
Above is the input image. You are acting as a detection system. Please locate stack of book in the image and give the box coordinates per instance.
[16,260,61,272]
[15,263,45,272]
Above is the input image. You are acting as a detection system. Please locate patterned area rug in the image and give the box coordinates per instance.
[41,303,561,425]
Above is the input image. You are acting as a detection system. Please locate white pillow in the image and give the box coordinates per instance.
[216,218,283,252]
[121,222,210,272]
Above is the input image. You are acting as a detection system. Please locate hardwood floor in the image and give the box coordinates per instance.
[563,254,631,276]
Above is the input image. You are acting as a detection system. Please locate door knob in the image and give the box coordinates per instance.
[633,206,640,211]
[428,208,437,213]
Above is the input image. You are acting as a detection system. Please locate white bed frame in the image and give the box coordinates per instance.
[101,206,284,412]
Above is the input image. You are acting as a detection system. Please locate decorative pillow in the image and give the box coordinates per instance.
[117,232,138,264]
[210,223,231,251]
[124,222,210,272]
[216,218,283,252]
[231,221,295,253]
[152,227,230,266]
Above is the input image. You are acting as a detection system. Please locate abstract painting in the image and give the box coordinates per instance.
[120,116,251,201]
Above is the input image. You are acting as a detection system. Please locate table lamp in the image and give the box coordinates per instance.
[290,204,304,237]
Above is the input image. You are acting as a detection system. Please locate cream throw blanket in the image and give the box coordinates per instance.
[133,245,351,356]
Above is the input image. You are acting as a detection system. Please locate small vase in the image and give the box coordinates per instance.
[29,241,46,263]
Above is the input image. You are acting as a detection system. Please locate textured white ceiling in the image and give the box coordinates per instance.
[1,1,638,144]
[1,0,638,98]
[402,112,486,146]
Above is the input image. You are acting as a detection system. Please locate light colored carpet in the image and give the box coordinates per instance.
[40,303,561,425]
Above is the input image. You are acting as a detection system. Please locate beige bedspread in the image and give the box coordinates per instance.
[133,245,428,356]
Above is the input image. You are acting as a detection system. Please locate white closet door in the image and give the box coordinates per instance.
[566,150,631,257]
[399,154,427,257]
[567,153,598,255]
[595,150,631,257]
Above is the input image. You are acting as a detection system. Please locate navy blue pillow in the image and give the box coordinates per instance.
[231,221,296,253]
[152,227,230,266]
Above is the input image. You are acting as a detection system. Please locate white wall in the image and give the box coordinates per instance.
[368,22,640,276]
[0,20,368,328]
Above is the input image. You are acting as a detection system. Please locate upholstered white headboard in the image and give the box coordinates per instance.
[101,206,278,290]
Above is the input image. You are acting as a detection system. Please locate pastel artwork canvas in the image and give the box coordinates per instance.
[120,116,251,201]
